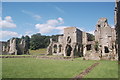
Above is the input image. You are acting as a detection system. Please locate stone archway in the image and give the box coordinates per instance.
[65,44,72,56]
[53,44,57,53]
[104,46,109,53]
[59,44,62,53]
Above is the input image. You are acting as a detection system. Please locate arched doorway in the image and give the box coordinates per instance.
[53,44,57,53]
[59,45,62,53]
[65,44,72,56]
[104,46,109,53]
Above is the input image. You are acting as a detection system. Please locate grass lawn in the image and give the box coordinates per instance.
[0,58,2,79]
[2,58,96,78]
[85,60,118,78]
[29,48,47,55]
[2,58,118,78]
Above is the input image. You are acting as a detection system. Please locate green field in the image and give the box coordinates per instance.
[29,48,47,55]
[2,58,118,78]
[84,60,118,78]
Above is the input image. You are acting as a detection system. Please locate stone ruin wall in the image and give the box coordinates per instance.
[1,38,29,55]
[94,18,117,60]
[1,1,119,60]
[115,0,120,60]
[47,27,90,58]
[47,17,118,60]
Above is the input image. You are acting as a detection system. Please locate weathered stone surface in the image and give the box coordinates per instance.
[94,18,117,60]
[115,0,120,61]
[47,27,87,57]
[9,38,17,55]
[47,19,117,60]
[1,38,29,55]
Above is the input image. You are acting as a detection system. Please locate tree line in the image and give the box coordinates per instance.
[12,33,94,50]
[17,33,62,50]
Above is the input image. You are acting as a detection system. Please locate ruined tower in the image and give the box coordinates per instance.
[94,18,116,59]
[115,0,120,60]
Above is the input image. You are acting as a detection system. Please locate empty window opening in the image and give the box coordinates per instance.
[86,44,91,51]
[104,46,109,53]
[98,25,100,27]
[65,45,72,56]
[67,36,71,43]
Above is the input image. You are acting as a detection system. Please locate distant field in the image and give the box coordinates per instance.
[29,48,47,55]
[2,58,118,78]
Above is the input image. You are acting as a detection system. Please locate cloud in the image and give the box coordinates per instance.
[46,17,64,26]
[0,16,16,28]
[88,30,95,35]
[0,31,19,39]
[56,26,69,34]
[55,6,65,14]
[4,16,13,22]
[0,17,1,21]
[110,24,115,28]
[33,15,41,20]
[22,10,41,20]
[35,17,68,34]
[25,31,33,37]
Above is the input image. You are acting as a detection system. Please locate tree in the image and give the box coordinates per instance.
[30,33,47,50]
[24,35,30,49]
[87,33,95,41]
[30,33,62,50]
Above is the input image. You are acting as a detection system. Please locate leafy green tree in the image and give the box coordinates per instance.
[24,35,30,49]
[87,33,95,41]
[30,33,62,50]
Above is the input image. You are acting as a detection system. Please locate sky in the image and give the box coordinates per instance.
[1,2,115,41]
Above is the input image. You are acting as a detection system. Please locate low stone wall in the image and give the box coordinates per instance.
[0,55,33,58]
[36,56,72,60]
[0,55,72,60]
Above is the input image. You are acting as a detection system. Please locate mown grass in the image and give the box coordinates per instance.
[29,48,47,55]
[2,58,96,78]
[85,60,118,78]
[0,58,2,79]
[2,58,118,78]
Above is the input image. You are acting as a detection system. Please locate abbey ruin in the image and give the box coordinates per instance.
[47,18,117,60]
[1,38,29,55]
[47,0,120,60]
[115,0,120,61]
[1,0,120,60]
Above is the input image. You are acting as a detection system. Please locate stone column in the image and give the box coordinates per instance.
[2,46,6,52]
[83,44,86,56]
[57,44,59,55]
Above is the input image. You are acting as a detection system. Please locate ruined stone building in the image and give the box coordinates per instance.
[47,0,119,60]
[94,18,117,60]
[115,0,120,61]
[1,0,119,60]
[47,27,98,57]
[47,18,117,60]
[47,27,95,58]
[1,38,29,55]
